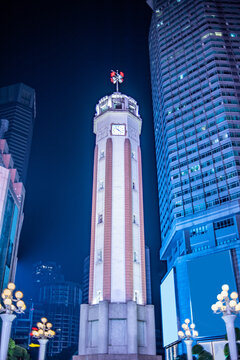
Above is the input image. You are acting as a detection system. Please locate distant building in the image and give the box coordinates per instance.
[145,245,152,305]
[82,255,89,304]
[32,261,64,286]
[0,119,25,292]
[0,83,36,183]
[32,261,64,298]
[39,281,82,357]
[11,301,34,348]
[11,300,45,349]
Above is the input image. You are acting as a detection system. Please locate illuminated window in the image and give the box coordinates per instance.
[230,33,236,38]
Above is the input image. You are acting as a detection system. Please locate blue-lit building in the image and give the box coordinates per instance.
[0,119,25,292]
[0,83,36,184]
[147,0,240,357]
[39,281,82,357]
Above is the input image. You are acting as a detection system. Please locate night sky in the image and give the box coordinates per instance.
[0,1,165,329]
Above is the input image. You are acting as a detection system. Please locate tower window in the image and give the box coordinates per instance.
[133,214,137,224]
[134,291,139,302]
[97,290,102,302]
[132,182,136,190]
[97,249,103,263]
[98,214,103,224]
[99,181,104,190]
[133,251,138,263]
[100,150,104,159]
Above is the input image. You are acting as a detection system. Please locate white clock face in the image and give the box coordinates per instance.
[111,124,126,136]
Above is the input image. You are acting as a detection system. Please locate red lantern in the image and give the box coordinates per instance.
[120,72,124,77]
[110,71,116,77]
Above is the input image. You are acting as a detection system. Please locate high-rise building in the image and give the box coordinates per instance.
[75,78,161,360]
[145,246,152,305]
[0,119,25,292]
[11,300,35,349]
[82,255,90,304]
[148,0,240,357]
[32,261,64,294]
[0,83,36,183]
[39,281,82,357]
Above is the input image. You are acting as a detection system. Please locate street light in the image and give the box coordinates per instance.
[32,317,55,360]
[211,284,240,360]
[178,318,199,360]
[0,282,26,360]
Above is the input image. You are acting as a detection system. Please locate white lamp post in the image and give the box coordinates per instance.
[0,282,26,360]
[178,318,199,360]
[211,284,240,360]
[32,317,55,360]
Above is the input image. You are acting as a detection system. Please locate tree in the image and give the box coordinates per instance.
[8,339,30,360]
[192,344,213,360]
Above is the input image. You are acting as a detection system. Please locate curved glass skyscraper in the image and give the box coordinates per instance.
[148,0,240,357]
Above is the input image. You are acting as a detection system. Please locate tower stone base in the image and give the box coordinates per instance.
[73,301,162,360]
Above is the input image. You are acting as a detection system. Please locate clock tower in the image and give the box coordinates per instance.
[74,74,161,360]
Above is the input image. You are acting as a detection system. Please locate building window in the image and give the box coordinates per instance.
[99,181,104,190]
[131,151,136,159]
[133,251,138,263]
[134,291,139,302]
[100,150,104,159]
[190,225,208,237]
[97,290,102,302]
[133,214,137,224]
[97,249,102,263]
[98,214,103,224]
[132,181,136,190]
[214,218,234,230]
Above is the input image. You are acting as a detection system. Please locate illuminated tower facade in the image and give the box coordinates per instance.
[75,73,160,360]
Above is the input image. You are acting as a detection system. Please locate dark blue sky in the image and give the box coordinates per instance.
[0,0,165,328]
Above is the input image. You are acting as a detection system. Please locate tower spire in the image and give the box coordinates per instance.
[110,70,124,92]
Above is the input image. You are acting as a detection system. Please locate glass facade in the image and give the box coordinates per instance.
[0,83,36,183]
[39,281,82,356]
[0,137,24,293]
[148,0,240,354]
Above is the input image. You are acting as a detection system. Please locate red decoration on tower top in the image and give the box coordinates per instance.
[110,70,124,92]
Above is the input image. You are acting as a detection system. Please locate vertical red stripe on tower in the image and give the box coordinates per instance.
[138,146,147,305]
[125,139,133,301]
[103,138,112,300]
[89,145,98,304]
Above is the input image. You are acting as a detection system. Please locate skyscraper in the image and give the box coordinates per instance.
[0,83,36,183]
[39,281,82,357]
[148,0,240,357]
[0,119,25,292]
[75,75,160,360]
[82,255,90,304]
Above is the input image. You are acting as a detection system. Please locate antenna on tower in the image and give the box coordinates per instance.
[110,70,124,92]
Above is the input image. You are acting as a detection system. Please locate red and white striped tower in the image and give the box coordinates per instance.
[75,72,160,360]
